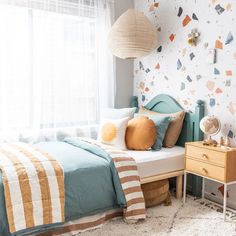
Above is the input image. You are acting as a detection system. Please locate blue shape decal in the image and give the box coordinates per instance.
[215,4,225,15]
[142,95,145,102]
[196,74,202,80]
[177,59,182,70]
[228,130,234,138]
[157,46,162,52]
[225,32,233,45]
[209,98,216,107]
[192,13,198,21]
[189,52,195,60]
[139,61,144,70]
[214,68,220,75]
[186,75,192,82]
[225,80,231,87]
[177,7,183,17]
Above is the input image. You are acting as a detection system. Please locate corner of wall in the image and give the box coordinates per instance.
[114,0,134,108]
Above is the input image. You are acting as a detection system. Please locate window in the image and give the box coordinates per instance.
[0,0,114,133]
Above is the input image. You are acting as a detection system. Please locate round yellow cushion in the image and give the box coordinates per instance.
[125,116,156,150]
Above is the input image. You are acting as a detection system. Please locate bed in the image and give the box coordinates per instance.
[131,94,205,198]
[0,94,204,236]
[0,141,128,236]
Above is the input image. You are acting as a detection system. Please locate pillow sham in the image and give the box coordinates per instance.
[102,107,136,119]
[125,116,156,150]
[135,114,171,150]
[139,107,185,148]
[97,117,129,150]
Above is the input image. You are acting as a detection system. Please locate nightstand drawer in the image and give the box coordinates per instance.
[186,158,225,182]
[186,145,225,167]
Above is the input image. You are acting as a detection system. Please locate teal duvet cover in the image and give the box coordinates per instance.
[0,139,126,236]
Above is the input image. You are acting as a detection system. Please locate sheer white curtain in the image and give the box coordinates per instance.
[0,0,115,141]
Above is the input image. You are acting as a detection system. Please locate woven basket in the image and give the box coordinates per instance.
[108,9,157,59]
[141,179,171,208]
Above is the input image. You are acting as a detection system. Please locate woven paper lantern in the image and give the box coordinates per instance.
[108,9,158,59]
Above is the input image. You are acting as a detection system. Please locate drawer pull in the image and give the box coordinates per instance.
[202,154,208,159]
[200,167,208,174]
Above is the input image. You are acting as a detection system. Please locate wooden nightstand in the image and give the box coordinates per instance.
[183,141,236,220]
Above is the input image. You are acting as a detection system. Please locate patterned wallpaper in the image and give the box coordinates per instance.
[134,0,236,206]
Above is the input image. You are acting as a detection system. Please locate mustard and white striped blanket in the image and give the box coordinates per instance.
[0,143,65,233]
[78,138,146,221]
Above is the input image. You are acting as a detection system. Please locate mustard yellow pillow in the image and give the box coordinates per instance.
[139,107,185,148]
[125,116,156,150]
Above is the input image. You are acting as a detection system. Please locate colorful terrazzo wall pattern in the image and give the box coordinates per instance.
[134,0,236,205]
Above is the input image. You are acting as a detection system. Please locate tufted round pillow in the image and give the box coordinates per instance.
[125,116,156,150]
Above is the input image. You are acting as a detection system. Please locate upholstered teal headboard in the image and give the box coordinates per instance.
[130,94,205,197]
[131,94,205,146]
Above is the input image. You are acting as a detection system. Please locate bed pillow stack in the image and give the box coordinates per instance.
[127,114,171,150]
[97,106,185,151]
[138,106,185,148]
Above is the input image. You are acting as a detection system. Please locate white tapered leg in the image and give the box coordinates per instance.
[202,177,205,199]
[223,184,227,221]
[183,172,187,204]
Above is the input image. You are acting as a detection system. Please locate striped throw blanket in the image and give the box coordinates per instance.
[79,138,146,221]
[0,143,65,233]
[37,208,124,236]
[37,138,145,236]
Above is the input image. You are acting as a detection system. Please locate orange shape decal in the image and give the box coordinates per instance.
[182,15,191,27]
[139,81,145,90]
[226,3,232,11]
[226,70,232,76]
[155,63,160,69]
[215,39,223,49]
[215,88,223,94]
[169,33,175,42]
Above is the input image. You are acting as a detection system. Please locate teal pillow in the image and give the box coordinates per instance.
[149,115,171,150]
[134,114,171,150]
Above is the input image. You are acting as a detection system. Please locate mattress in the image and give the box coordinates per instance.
[127,146,185,179]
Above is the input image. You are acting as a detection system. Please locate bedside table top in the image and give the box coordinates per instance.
[186,141,236,153]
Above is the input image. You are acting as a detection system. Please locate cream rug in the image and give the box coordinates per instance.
[81,197,236,236]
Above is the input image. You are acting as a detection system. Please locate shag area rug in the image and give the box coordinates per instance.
[82,196,236,236]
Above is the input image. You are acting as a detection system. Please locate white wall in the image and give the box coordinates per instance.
[134,0,236,208]
[114,0,134,108]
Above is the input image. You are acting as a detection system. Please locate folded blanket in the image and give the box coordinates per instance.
[0,143,64,233]
[73,138,146,221]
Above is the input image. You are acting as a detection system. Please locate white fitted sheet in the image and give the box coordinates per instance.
[127,146,185,179]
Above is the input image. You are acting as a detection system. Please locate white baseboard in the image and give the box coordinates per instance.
[205,191,236,210]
